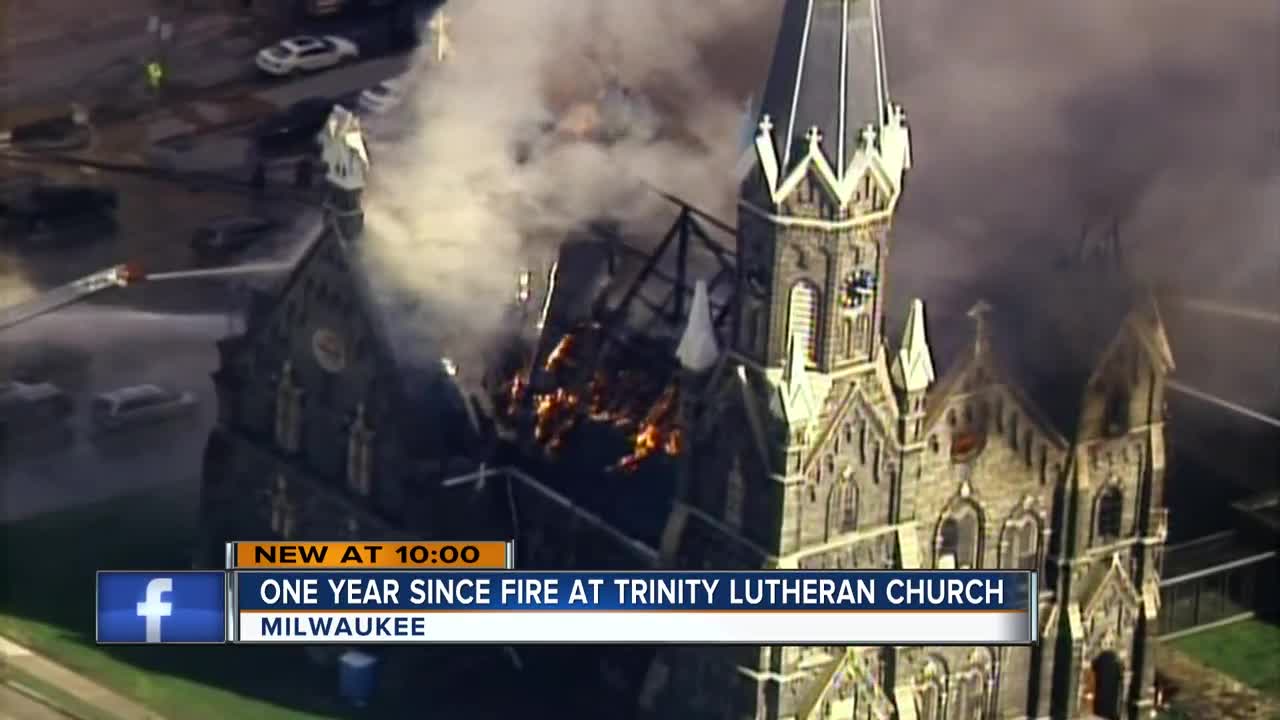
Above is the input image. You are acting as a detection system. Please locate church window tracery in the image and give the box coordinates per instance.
[937,502,982,569]
[1104,385,1130,437]
[841,482,857,532]
[346,403,374,497]
[274,362,303,453]
[725,459,746,530]
[1003,514,1041,570]
[269,474,295,538]
[953,664,990,720]
[1096,485,1124,541]
[787,281,820,364]
[914,660,947,720]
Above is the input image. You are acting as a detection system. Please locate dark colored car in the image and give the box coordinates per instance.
[191,215,278,257]
[0,183,119,248]
[8,114,92,152]
[254,97,337,157]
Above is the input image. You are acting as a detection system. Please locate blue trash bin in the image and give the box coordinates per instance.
[338,650,379,707]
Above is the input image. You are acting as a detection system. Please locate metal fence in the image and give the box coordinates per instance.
[1157,531,1279,639]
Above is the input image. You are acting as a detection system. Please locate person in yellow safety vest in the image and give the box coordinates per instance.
[146,61,165,90]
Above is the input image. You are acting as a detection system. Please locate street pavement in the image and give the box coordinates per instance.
[1,0,259,115]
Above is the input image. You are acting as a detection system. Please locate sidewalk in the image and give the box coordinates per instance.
[0,635,164,720]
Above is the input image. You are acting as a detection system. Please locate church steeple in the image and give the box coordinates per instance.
[732,0,910,374]
[747,0,910,211]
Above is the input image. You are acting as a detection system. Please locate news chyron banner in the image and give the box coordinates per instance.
[96,541,1037,645]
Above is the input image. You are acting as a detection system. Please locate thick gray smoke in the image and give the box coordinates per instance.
[359,0,767,361]
[884,0,1278,308]
[1,308,224,523]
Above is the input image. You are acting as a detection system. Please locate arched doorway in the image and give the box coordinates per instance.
[1084,651,1124,720]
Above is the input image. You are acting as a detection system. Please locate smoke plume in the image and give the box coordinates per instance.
[884,0,1279,308]
[359,0,770,362]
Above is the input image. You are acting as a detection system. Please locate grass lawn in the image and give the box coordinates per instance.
[1169,618,1280,698]
[0,489,444,720]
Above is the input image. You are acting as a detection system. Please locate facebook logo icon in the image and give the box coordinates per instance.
[96,571,226,644]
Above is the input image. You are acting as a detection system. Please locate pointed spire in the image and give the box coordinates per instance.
[891,299,935,393]
[783,331,808,387]
[968,300,994,356]
[757,0,891,176]
[676,280,720,372]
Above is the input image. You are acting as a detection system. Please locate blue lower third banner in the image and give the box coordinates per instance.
[97,571,227,644]
[233,570,1037,645]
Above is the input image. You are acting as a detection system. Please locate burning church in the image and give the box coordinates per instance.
[198,1,1173,718]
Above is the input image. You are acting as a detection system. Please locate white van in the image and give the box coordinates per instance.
[90,385,197,432]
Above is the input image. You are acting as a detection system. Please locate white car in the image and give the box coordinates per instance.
[358,74,409,115]
[90,384,197,432]
[0,381,72,425]
[256,36,360,77]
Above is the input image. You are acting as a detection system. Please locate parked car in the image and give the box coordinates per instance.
[255,35,359,77]
[0,183,118,248]
[7,112,92,152]
[0,381,74,455]
[90,385,197,432]
[358,73,409,115]
[191,215,278,258]
[254,97,338,157]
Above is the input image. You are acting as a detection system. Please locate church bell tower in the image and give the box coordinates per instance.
[733,0,911,375]
[647,2,918,718]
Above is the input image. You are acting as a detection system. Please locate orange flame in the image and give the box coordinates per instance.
[611,382,682,472]
[501,330,686,470]
[544,334,575,372]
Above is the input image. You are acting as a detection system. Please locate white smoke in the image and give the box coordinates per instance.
[358,0,767,362]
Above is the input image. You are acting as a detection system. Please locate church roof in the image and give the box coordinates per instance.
[987,268,1147,438]
[922,259,1166,441]
[758,0,889,177]
[509,210,736,549]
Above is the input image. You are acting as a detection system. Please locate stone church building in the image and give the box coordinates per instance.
[198,1,1173,718]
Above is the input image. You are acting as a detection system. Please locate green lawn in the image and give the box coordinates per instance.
[1169,618,1280,698]
[0,490,434,720]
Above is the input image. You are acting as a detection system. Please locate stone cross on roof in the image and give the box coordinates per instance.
[967,300,994,356]
[805,126,824,146]
[861,125,878,148]
[758,114,774,136]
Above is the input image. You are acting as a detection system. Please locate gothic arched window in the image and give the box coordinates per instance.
[787,280,820,364]
[269,474,295,539]
[1104,385,1130,437]
[841,482,858,532]
[914,661,947,720]
[1003,514,1041,570]
[274,362,304,453]
[1096,486,1124,541]
[937,502,982,569]
[954,668,989,720]
[842,317,854,357]
[346,404,375,497]
[724,458,746,530]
